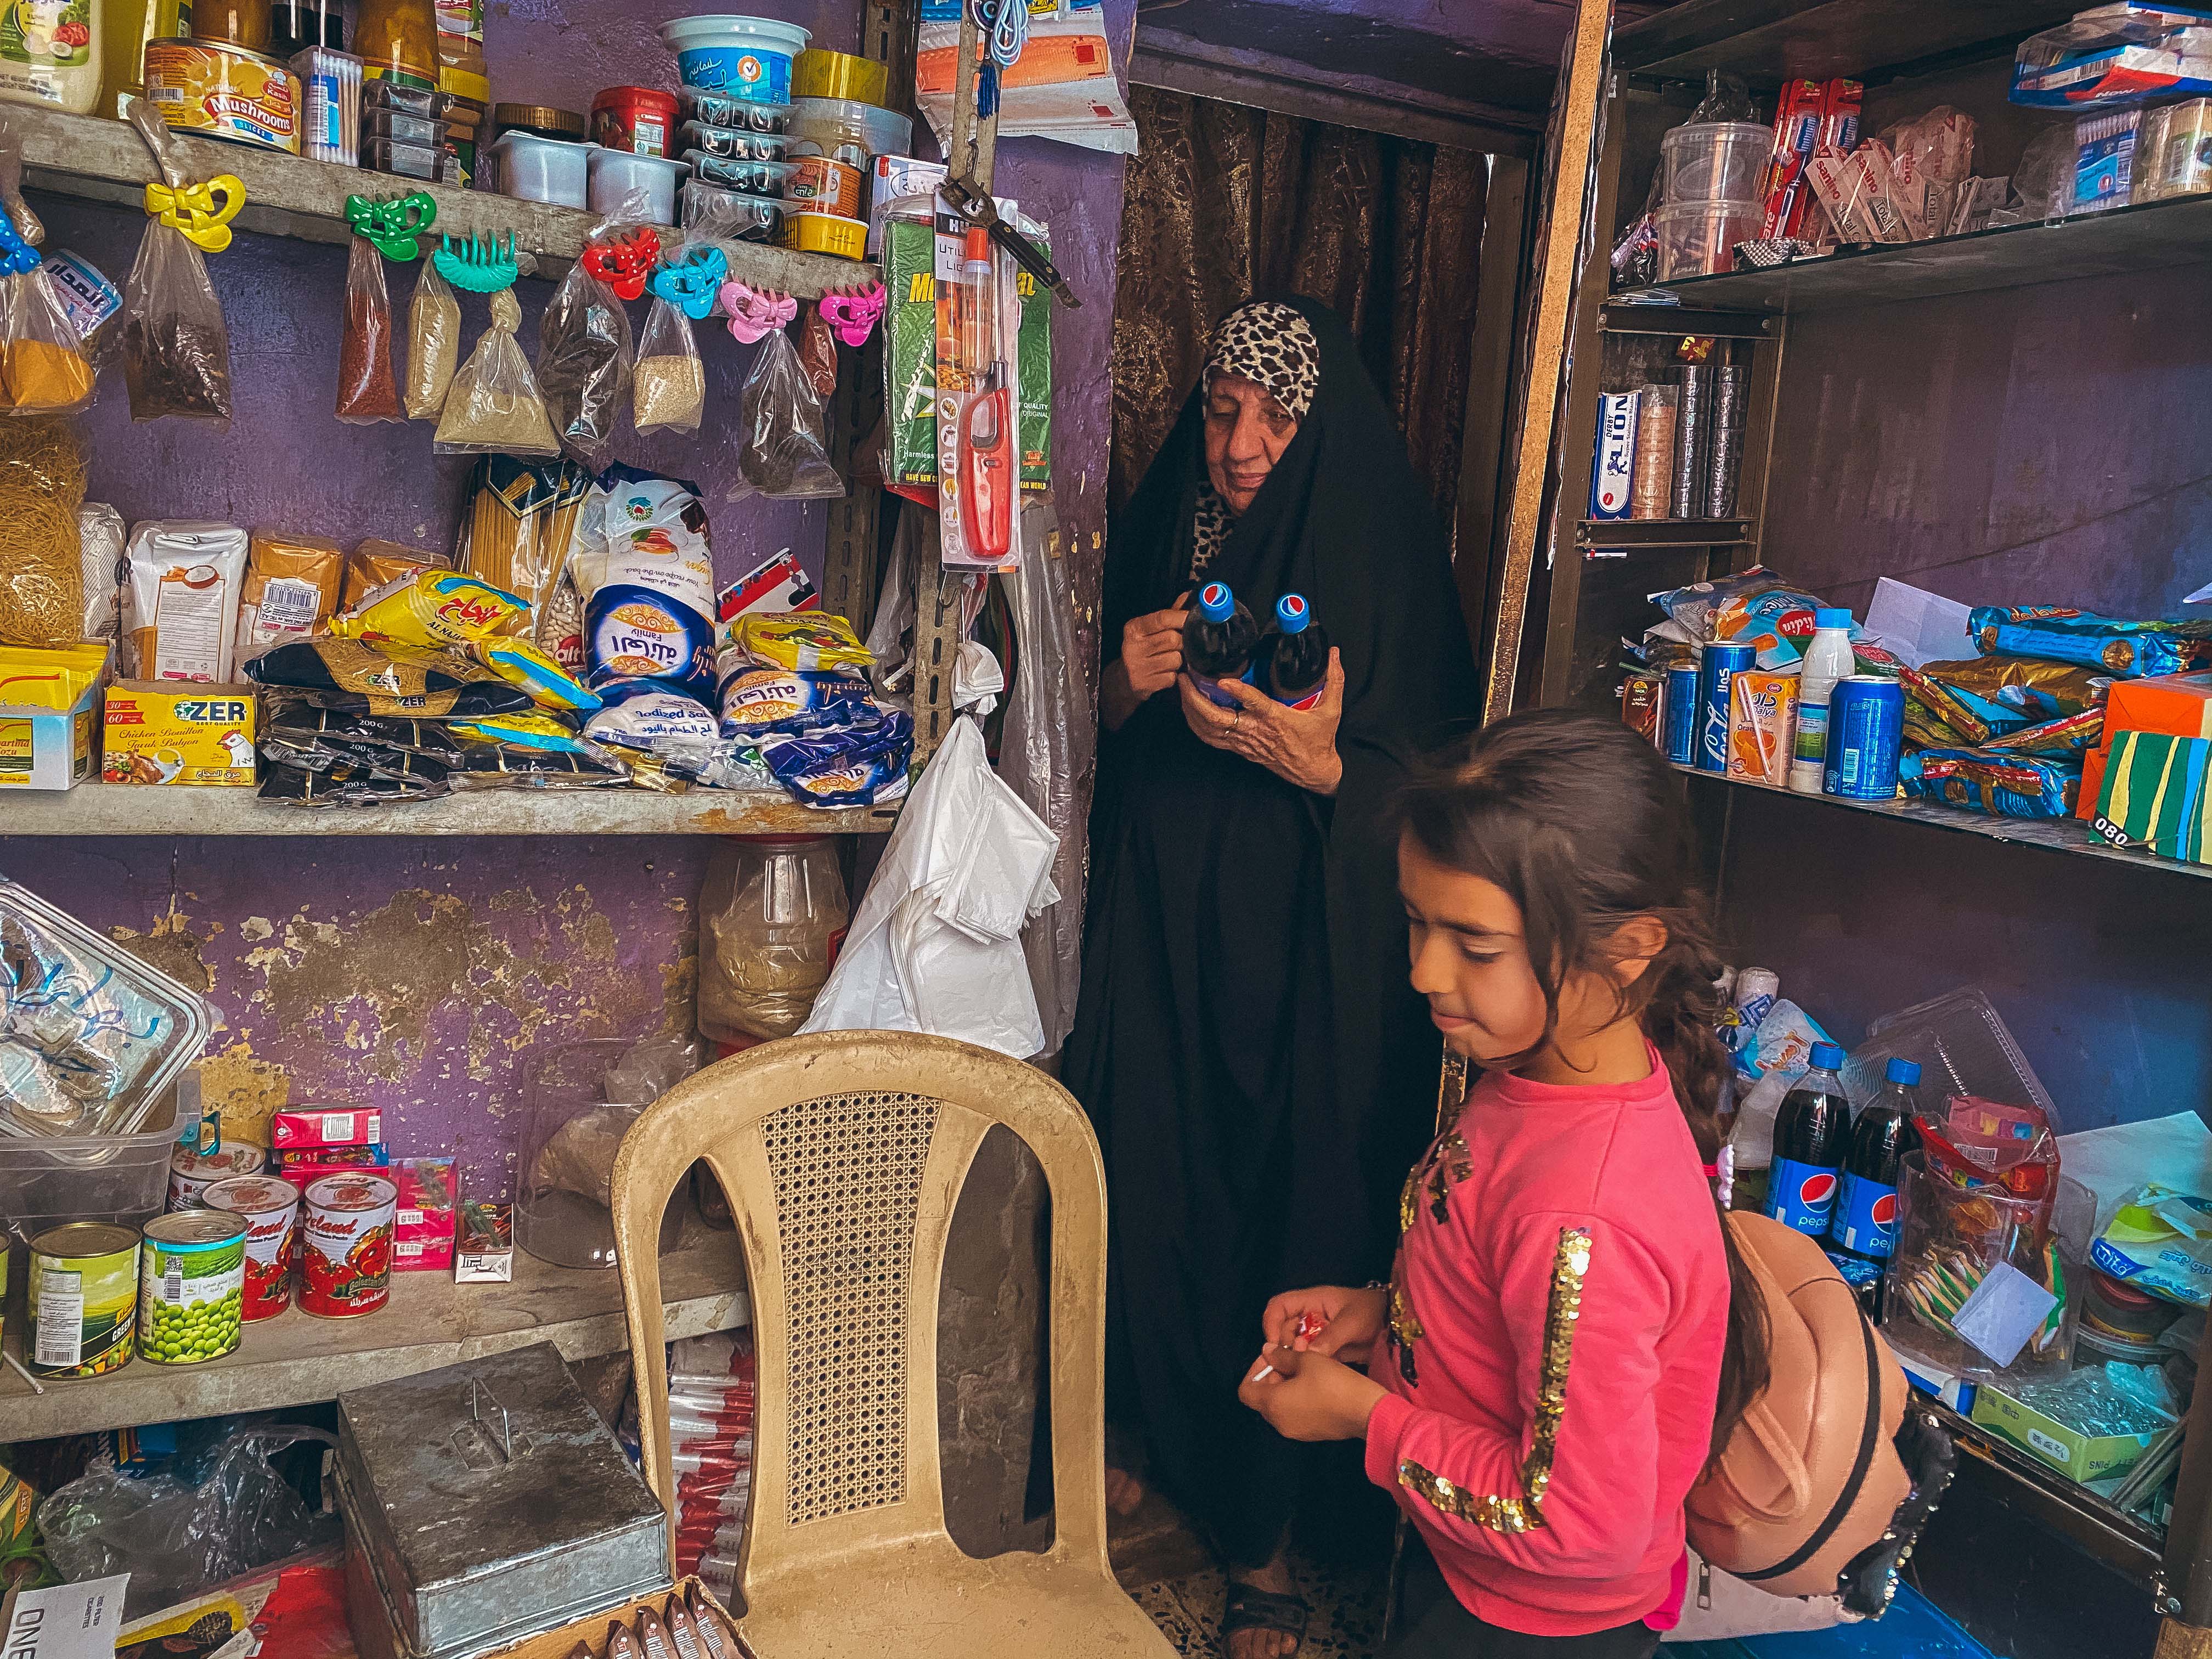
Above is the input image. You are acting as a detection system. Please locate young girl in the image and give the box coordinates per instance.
[1239,708,1769,1657]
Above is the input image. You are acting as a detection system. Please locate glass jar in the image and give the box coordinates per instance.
[697,836,849,1045]
[514,1038,687,1270]
[352,0,436,87]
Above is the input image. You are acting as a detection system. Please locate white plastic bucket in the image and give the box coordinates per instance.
[589,148,690,223]
[488,129,591,208]
[660,15,811,104]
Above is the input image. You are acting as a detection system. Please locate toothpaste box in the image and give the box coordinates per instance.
[101,681,257,785]
[270,1105,384,1149]
[392,1156,458,1273]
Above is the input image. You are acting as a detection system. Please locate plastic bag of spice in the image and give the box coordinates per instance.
[735,326,843,500]
[0,266,95,415]
[403,256,460,420]
[634,295,704,435]
[435,289,561,457]
[336,235,404,424]
[119,98,233,424]
[538,233,636,466]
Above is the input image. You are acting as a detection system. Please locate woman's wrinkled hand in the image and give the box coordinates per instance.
[1121,601,1190,699]
[1178,648,1345,795]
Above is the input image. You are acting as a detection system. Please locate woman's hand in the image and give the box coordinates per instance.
[1177,648,1346,794]
[1239,1343,1389,1443]
[1261,1284,1389,1367]
[1102,601,1190,731]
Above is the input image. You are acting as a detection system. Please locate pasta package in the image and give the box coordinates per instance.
[569,466,718,697]
[341,540,452,612]
[332,571,532,652]
[122,520,250,682]
[245,637,535,718]
[0,419,87,648]
[455,455,591,612]
[729,610,872,674]
[235,531,344,666]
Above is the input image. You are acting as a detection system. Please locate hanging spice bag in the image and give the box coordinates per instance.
[736,326,843,499]
[633,295,704,435]
[403,255,461,420]
[336,234,404,423]
[435,289,560,457]
[119,98,234,424]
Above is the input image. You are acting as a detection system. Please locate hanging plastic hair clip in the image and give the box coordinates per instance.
[433,229,520,293]
[345,191,438,261]
[0,200,37,274]
[582,226,662,300]
[720,279,797,343]
[143,174,246,253]
[817,281,885,347]
[650,243,729,320]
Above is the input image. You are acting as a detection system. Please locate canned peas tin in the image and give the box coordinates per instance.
[139,1210,247,1364]
[27,1222,140,1379]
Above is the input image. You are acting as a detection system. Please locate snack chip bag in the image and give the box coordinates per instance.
[1900,747,2077,818]
[730,610,872,674]
[470,637,601,714]
[1650,566,1824,667]
[1917,654,2111,719]
[333,571,531,652]
[756,707,912,808]
[2092,1184,2212,1308]
[1971,607,2212,679]
[569,466,718,697]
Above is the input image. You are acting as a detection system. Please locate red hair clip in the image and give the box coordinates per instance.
[582,227,662,300]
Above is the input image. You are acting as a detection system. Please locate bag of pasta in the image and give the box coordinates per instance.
[119,97,232,424]
[403,255,460,420]
[736,326,842,500]
[1,265,94,415]
[336,234,403,423]
[435,289,560,457]
[633,295,704,435]
[0,416,86,646]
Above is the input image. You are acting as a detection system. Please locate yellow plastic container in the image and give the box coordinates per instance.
[791,47,885,106]
[778,209,866,260]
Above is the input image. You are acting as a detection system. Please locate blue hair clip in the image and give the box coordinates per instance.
[0,205,41,274]
[650,243,729,320]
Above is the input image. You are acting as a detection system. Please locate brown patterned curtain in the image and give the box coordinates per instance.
[1110,85,1490,522]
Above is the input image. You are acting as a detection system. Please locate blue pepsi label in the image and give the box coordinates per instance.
[1767,1156,1839,1235]
[1832,1171,1899,1258]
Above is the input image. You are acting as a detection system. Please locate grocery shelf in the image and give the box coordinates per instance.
[1630,192,2212,317]
[1676,765,2211,882]
[1579,517,1750,552]
[1923,1401,2164,1587]
[1599,300,1775,340]
[9,105,877,297]
[0,1227,749,1441]
[1614,0,2075,87]
[0,783,898,836]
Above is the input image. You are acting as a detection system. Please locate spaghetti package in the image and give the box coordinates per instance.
[0,417,86,647]
[456,456,592,617]
[1970,606,2212,679]
[569,466,718,697]
[234,531,343,665]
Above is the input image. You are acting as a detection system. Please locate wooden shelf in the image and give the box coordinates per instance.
[11,104,877,297]
[1579,517,1750,551]
[0,783,899,837]
[1613,0,2073,87]
[1676,766,2211,882]
[0,1228,749,1441]
[1632,193,2212,318]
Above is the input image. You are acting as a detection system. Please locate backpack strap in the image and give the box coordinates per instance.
[1736,1305,1883,1583]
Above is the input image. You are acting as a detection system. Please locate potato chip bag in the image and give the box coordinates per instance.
[334,571,531,652]
[730,610,872,674]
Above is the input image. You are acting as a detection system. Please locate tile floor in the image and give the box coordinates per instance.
[1131,1555,1389,1659]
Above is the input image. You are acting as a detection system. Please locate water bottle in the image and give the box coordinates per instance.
[1263,594,1330,709]
[1184,582,1259,708]
[1788,608,1855,794]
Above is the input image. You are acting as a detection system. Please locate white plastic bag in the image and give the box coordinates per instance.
[800,716,1058,1058]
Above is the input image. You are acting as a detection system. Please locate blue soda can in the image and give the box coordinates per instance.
[1696,642,1756,773]
[1824,675,1905,799]
[1662,664,1700,765]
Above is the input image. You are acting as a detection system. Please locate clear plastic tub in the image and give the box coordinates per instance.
[0,1087,182,1250]
[1655,198,1762,280]
[1661,120,1772,205]
[681,179,785,240]
[686,153,792,196]
[677,88,789,134]
[1842,986,2058,1119]
[488,128,591,207]
[588,147,689,222]
[362,106,445,147]
[678,120,787,162]
[514,1039,685,1269]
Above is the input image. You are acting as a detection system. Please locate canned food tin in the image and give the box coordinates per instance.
[27,1222,140,1379]
[1823,675,1905,800]
[170,1140,266,1210]
[205,1173,302,1321]
[139,1210,247,1364]
[1696,642,1757,774]
[1662,663,1701,765]
[143,37,304,154]
[301,1173,397,1317]
[786,153,861,217]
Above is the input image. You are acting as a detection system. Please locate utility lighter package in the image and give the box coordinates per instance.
[935,194,1024,571]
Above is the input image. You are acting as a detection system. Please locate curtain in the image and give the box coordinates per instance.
[1110,86,1491,523]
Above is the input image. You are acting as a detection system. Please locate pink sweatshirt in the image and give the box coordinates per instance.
[1362,1045,1729,1637]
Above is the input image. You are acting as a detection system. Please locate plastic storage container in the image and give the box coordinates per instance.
[678,120,786,161]
[697,837,848,1044]
[363,134,458,181]
[488,127,590,207]
[659,13,809,103]
[0,1088,183,1250]
[681,178,784,239]
[788,93,877,166]
[779,210,866,259]
[2134,97,2212,202]
[1661,120,1771,205]
[686,152,792,196]
[588,146,688,221]
[514,1039,687,1269]
[1656,198,1761,280]
[792,47,887,105]
[1842,986,2058,1118]
[678,86,788,133]
[590,84,680,155]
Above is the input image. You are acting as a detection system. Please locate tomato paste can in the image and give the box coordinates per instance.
[786,153,861,217]
[206,1173,302,1321]
[26,1222,140,1379]
[301,1173,397,1317]
[143,37,304,155]
[170,1140,266,1210]
[590,84,679,156]
[139,1210,247,1365]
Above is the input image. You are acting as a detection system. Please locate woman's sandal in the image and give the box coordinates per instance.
[1222,1583,1310,1655]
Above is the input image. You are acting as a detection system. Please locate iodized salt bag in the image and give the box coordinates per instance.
[569,465,717,699]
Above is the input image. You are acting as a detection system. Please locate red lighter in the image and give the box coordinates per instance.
[960,384,1014,561]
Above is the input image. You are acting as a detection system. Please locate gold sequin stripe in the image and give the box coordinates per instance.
[1398,1226,1593,1533]
[1388,1271,1426,1384]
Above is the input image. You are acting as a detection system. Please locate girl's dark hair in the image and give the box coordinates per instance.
[1398,706,1769,1463]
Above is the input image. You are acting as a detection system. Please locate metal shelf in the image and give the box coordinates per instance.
[0,1228,749,1441]
[1600,300,1776,340]
[1614,0,2073,87]
[1675,765,2211,882]
[10,105,876,296]
[1578,517,1751,552]
[0,783,898,837]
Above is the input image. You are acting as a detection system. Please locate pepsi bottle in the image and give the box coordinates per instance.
[1184,582,1259,708]
[1832,1058,1921,1263]
[1767,1041,1848,1238]
[1264,594,1330,710]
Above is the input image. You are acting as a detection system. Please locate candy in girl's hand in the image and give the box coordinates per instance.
[1294,1310,1327,1345]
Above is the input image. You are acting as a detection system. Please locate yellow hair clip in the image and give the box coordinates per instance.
[143,175,246,252]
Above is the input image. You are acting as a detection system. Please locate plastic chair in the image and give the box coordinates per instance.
[610,1030,1176,1659]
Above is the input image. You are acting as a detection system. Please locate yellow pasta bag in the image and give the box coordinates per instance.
[730,610,872,673]
[334,571,531,652]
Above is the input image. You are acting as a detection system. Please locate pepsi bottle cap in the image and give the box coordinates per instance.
[1814,607,1854,630]
[1274,594,1310,634]
[1195,583,1235,624]
[1808,1042,1846,1070]
[1886,1057,1922,1085]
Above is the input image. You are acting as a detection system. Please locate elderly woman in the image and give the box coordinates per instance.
[1069,298,1480,1658]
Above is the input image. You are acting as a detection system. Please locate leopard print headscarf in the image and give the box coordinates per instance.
[1190,301,1322,577]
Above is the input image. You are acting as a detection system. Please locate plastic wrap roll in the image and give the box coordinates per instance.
[1630,384,1678,520]
[1706,365,1747,518]
[1672,365,1713,519]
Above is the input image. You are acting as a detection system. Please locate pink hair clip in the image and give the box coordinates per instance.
[720,279,797,343]
[818,281,886,347]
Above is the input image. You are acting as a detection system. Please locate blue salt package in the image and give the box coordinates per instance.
[1970,606,2212,679]
[571,466,720,697]
[757,708,914,807]
[715,664,877,738]
[1901,747,2078,818]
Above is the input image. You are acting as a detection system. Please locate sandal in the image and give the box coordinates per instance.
[1222,1583,1309,1655]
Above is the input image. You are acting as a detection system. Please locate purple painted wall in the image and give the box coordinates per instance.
[0,0,1133,1192]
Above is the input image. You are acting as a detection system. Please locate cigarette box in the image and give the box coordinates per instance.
[271,1105,385,1149]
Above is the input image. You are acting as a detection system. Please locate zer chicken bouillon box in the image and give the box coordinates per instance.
[102,682,258,785]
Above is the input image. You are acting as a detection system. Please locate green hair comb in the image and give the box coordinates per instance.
[433,229,521,294]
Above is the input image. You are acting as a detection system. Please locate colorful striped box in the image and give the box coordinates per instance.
[2092,730,2212,865]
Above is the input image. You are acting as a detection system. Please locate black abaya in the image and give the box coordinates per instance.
[1066,298,1481,1568]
